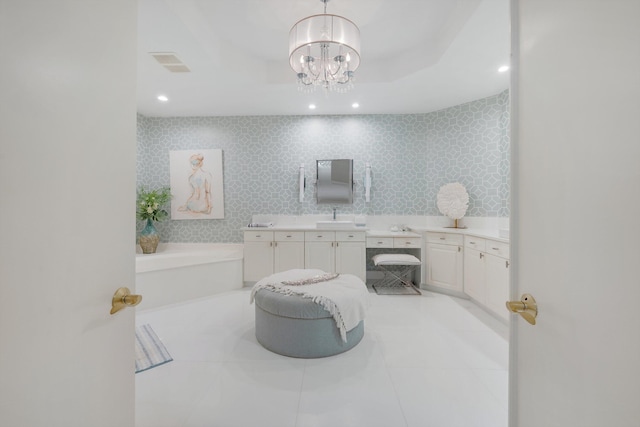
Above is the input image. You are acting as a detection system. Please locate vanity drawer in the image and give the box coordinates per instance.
[336,231,366,242]
[486,240,510,259]
[464,236,486,251]
[274,231,305,242]
[244,231,274,242]
[394,237,421,248]
[305,231,335,242]
[426,232,463,245]
[366,237,394,248]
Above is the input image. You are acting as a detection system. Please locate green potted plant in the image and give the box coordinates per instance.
[137,187,172,254]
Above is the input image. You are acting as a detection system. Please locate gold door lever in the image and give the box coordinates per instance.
[506,294,537,325]
[110,287,142,315]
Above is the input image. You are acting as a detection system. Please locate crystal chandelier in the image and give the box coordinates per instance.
[289,0,361,93]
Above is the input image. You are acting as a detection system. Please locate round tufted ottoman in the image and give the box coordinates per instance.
[254,288,365,358]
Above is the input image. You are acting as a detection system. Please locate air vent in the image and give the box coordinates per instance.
[149,52,191,73]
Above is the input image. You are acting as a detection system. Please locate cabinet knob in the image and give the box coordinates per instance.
[440,237,445,240]
[479,253,484,259]
[492,247,499,251]
[506,260,510,268]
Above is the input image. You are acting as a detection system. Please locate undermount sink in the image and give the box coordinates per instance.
[316,220,355,229]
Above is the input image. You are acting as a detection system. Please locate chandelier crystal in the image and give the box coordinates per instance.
[289,0,361,93]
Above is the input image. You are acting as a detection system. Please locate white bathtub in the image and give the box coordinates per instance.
[135,243,244,310]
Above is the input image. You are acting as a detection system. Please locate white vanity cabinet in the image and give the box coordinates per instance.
[424,232,464,293]
[335,231,367,281]
[484,241,510,321]
[273,231,305,273]
[304,231,335,273]
[305,231,366,281]
[243,231,275,282]
[463,236,510,321]
[243,230,306,282]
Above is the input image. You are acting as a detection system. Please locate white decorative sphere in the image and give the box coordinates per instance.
[437,183,469,220]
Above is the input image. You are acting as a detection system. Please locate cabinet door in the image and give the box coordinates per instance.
[335,241,366,281]
[485,253,510,321]
[426,242,463,292]
[305,241,335,273]
[274,241,305,273]
[244,241,274,282]
[464,247,485,303]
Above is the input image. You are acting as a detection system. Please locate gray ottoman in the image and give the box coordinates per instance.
[254,289,365,358]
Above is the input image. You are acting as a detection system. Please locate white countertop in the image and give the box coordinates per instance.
[410,226,509,243]
[242,225,508,242]
[242,225,370,232]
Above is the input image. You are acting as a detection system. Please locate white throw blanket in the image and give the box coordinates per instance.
[250,269,370,342]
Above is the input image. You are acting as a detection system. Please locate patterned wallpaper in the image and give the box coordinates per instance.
[137,90,509,243]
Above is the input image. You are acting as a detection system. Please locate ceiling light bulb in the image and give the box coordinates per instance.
[157,95,169,102]
[498,65,509,73]
[352,103,359,108]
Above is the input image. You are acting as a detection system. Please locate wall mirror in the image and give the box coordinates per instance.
[316,159,353,204]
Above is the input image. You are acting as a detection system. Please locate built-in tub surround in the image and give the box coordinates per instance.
[136,243,243,310]
[137,91,509,244]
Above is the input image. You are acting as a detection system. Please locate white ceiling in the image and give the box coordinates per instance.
[137,0,510,117]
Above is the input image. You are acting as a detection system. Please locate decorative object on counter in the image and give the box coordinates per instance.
[437,182,469,229]
[170,149,224,220]
[137,186,172,254]
[247,222,274,228]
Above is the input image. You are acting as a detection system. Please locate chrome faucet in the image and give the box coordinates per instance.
[332,207,337,220]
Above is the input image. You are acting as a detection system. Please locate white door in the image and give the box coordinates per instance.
[511,1,640,425]
[426,242,463,292]
[484,253,509,322]
[305,241,336,273]
[274,241,305,273]
[0,2,137,426]
[463,248,485,302]
[244,241,275,281]
[335,241,366,281]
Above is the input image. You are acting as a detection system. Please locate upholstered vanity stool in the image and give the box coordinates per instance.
[372,253,422,295]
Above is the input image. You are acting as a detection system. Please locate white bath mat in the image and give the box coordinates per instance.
[135,324,173,373]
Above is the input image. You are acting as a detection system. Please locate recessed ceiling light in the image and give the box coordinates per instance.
[308,104,316,110]
[157,95,169,102]
[498,65,510,73]
[352,103,360,108]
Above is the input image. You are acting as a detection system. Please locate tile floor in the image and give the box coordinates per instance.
[135,287,508,427]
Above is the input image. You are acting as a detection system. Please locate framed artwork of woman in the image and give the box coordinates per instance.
[170,149,224,219]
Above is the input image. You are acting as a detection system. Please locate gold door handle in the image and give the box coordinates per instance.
[506,293,537,325]
[110,287,142,315]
